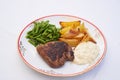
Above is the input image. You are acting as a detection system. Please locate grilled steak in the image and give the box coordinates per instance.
[36,41,74,68]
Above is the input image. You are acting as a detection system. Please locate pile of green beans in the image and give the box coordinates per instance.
[26,20,60,47]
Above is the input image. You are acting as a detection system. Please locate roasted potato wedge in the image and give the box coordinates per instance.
[79,22,87,33]
[60,21,81,28]
[89,37,96,43]
[81,34,90,42]
[61,29,80,38]
[81,33,96,43]
[59,21,96,47]
[74,33,84,39]
[59,26,72,34]
[59,38,80,47]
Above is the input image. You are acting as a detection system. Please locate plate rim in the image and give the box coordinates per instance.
[17,14,107,77]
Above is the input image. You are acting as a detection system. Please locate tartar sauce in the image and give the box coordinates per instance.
[74,41,99,64]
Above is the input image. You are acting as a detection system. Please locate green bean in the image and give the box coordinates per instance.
[28,40,37,47]
[36,38,46,44]
[26,20,61,47]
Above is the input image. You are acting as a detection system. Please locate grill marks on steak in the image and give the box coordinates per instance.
[47,42,68,61]
[36,41,74,68]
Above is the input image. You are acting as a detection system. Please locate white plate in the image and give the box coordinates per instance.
[17,14,107,77]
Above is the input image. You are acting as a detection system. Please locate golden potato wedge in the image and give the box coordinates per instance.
[81,34,89,42]
[89,37,96,43]
[59,38,80,47]
[60,29,79,38]
[81,33,96,43]
[59,20,96,47]
[59,25,80,35]
[74,33,84,39]
[59,26,71,34]
[60,20,81,28]
[79,22,87,33]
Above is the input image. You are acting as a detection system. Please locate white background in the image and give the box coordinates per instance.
[0,0,120,80]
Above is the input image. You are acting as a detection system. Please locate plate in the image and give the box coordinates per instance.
[17,14,107,77]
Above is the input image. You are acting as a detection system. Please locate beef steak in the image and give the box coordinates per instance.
[36,41,74,68]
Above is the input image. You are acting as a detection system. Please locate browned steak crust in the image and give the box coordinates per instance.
[36,41,74,68]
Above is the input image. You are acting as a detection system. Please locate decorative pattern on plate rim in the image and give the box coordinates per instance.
[39,69,63,75]
[19,41,26,56]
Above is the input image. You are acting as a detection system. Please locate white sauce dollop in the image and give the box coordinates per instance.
[74,41,99,64]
